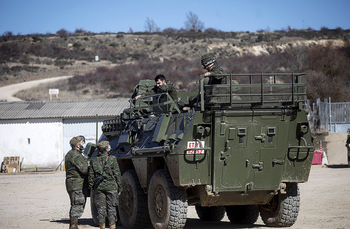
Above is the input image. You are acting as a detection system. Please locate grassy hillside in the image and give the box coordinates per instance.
[1,28,349,102]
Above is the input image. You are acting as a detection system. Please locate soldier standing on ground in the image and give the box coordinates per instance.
[200,53,225,84]
[88,141,122,229]
[65,136,89,229]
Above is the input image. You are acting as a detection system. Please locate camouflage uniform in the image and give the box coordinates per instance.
[145,81,178,102]
[65,140,89,227]
[206,64,225,84]
[88,149,122,227]
[189,53,226,106]
[201,53,225,84]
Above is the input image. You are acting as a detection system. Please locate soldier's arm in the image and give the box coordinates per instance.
[159,84,178,101]
[74,155,89,175]
[210,69,224,80]
[168,84,178,101]
[88,162,94,189]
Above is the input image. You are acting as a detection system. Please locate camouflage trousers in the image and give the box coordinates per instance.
[94,189,119,225]
[68,189,87,220]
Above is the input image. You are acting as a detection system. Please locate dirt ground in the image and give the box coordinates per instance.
[0,165,349,229]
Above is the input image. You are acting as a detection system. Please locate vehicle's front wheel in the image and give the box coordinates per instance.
[259,183,300,227]
[148,169,188,229]
[225,205,259,224]
[119,170,150,228]
[195,206,225,221]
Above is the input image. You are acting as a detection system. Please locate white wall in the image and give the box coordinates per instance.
[0,119,63,168]
[63,118,105,154]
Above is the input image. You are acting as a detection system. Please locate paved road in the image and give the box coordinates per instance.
[0,76,72,101]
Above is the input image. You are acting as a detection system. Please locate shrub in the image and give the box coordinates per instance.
[56,29,70,38]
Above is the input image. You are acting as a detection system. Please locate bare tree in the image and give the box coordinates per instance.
[144,17,160,33]
[184,11,204,32]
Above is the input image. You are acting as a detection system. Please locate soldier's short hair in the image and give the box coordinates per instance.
[155,74,166,82]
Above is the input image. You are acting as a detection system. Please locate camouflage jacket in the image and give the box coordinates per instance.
[206,64,225,84]
[144,82,178,102]
[88,152,122,192]
[65,148,89,192]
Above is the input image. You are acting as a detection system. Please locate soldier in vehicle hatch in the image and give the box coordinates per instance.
[65,136,89,229]
[135,74,178,102]
[88,141,122,229]
[200,53,225,84]
[189,53,226,107]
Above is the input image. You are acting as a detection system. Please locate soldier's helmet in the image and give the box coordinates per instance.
[78,135,86,143]
[70,136,83,146]
[201,53,216,69]
[97,141,110,151]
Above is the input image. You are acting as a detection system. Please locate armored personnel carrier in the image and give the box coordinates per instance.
[87,73,314,228]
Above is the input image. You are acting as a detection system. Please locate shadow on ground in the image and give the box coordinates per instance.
[185,218,266,228]
[48,217,267,228]
[49,218,95,227]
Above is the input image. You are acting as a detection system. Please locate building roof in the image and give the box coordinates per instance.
[0,98,130,120]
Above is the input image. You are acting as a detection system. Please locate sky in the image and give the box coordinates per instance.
[1,0,350,35]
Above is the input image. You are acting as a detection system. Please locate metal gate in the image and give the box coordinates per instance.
[306,98,350,133]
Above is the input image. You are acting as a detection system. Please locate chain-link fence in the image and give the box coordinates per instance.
[306,98,350,134]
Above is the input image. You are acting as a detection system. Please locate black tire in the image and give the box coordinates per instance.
[225,205,259,225]
[90,189,99,226]
[259,183,300,227]
[148,169,188,229]
[119,170,150,229]
[195,206,225,221]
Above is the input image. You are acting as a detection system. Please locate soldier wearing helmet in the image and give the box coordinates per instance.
[88,141,121,229]
[201,53,225,84]
[65,136,89,229]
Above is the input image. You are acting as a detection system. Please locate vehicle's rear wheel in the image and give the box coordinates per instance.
[148,169,188,229]
[225,205,259,224]
[119,170,150,229]
[195,206,225,221]
[259,183,300,227]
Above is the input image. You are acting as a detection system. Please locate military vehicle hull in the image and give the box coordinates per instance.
[88,73,314,228]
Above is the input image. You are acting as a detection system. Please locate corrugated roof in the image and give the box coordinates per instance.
[0,98,130,120]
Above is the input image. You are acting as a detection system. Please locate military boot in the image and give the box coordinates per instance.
[69,219,79,229]
[99,223,105,229]
[109,222,116,229]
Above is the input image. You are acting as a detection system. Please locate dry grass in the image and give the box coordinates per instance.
[2,29,350,102]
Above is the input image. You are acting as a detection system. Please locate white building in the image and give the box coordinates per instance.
[0,99,129,169]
